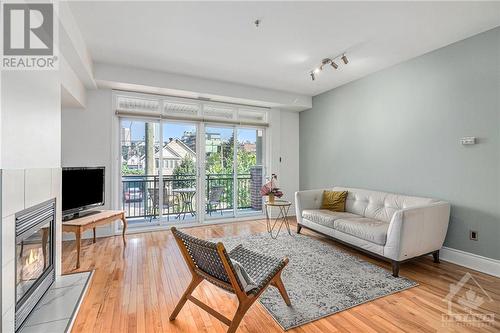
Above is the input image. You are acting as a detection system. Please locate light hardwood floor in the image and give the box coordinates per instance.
[62,218,500,333]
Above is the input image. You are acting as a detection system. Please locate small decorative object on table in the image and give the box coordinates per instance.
[260,174,283,204]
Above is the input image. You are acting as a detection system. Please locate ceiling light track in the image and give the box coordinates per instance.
[309,53,349,81]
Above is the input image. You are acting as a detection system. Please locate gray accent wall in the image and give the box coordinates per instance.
[300,27,500,260]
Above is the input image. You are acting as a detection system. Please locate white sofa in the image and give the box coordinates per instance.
[295,187,451,276]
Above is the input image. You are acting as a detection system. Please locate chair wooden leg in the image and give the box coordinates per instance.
[272,274,291,306]
[169,276,202,321]
[227,302,252,333]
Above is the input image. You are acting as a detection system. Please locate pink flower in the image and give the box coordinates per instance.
[260,174,283,198]
[260,181,272,196]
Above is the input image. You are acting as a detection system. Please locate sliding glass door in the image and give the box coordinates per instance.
[120,119,161,226]
[120,118,264,226]
[161,122,198,223]
[236,128,264,216]
[205,126,235,219]
[203,125,264,220]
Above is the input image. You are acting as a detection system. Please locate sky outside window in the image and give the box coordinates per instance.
[122,121,257,143]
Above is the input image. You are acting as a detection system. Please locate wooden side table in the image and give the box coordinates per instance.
[264,200,292,239]
[62,210,127,269]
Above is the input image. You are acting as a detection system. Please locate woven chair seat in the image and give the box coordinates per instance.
[229,245,287,295]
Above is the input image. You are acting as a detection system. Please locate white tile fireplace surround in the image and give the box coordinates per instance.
[1,168,62,333]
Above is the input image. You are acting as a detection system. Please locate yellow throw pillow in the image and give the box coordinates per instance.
[321,191,348,212]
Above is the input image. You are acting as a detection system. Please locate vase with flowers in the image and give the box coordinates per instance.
[260,174,283,203]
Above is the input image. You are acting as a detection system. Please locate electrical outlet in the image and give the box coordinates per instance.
[469,230,478,241]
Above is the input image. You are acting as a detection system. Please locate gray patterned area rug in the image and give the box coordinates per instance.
[214,233,418,330]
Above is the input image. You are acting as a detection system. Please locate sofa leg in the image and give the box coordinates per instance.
[391,261,400,277]
[297,224,302,234]
[432,250,440,263]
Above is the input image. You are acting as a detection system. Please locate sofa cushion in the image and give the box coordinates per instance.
[302,209,360,228]
[332,187,438,223]
[334,217,390,245]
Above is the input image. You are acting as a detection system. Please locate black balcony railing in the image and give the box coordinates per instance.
[122,174,258,219]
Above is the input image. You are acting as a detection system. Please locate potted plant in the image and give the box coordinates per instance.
[260,174,283,203]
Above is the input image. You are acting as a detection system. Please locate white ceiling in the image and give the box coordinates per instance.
[68,1,500,96]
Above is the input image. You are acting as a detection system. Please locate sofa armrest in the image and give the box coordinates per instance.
[384,201,451,261]
[294,189,326,224]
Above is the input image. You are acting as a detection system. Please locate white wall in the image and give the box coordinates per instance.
[267,108,300,213]
[278,111,300,213]
[1,71,61,169]
[62,89,114,238]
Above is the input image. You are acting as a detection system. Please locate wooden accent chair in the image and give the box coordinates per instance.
[170,227,291,333]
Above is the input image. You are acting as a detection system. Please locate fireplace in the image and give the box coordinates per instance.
[15,199,56,331]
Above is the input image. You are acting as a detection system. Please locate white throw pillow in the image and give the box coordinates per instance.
[231,259,257,292]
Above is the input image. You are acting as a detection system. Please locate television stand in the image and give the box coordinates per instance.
[62,210,127,269]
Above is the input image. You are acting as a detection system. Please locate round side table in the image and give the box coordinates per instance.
[264,200,292,239]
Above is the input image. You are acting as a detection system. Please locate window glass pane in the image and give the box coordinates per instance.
[237,128,263,215]
[162,123,197,222]
[205,127,234,218]
[120,120,159,222]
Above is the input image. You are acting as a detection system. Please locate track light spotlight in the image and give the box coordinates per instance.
[320,58,331,70]
[309,53,348,80]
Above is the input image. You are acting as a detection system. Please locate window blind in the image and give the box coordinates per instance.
[115,93,269,127]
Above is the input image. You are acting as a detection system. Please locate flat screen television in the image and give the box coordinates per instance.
[62,167,105,218]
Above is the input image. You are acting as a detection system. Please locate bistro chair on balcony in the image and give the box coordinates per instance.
[147,188,177,222]
[207,185,225,216]
[170,227,291,333]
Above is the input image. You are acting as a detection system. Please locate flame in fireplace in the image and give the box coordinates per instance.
[25,249,40,266]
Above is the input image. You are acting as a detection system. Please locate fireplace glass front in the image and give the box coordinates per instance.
[16,220,53,302]
[15,199,56,331]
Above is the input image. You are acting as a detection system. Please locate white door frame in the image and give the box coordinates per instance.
[197,122,206,223]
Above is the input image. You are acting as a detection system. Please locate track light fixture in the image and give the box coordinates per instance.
[309,53,349,81]
[320,58,330,70]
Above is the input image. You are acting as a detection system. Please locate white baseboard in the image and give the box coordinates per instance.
[440,247,500,277]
